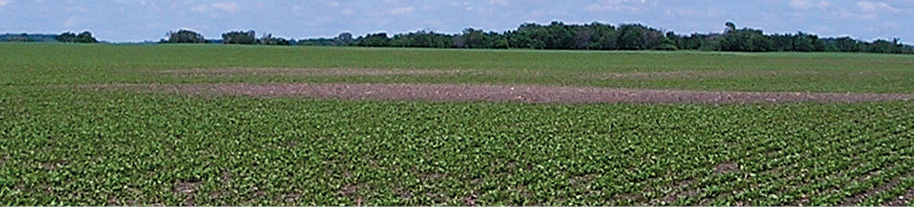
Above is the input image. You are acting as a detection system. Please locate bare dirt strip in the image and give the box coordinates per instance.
[160,68,473,77]
[81,83,914,104]
[885,186,914,206]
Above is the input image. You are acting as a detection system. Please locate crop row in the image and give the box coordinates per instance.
[1,88,913,205]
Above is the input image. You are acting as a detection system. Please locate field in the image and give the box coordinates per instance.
[1,43,913,205]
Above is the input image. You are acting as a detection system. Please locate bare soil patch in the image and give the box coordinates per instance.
[885,187,914,206]
[463,194,478,206]
[842,175,906,206]
[652,178,697,205]
[173,181,201,206]
[714,162,740,174]
[597,70,836,80]
[173,181,201,195]
[82,83,914,104]
[161,68,471,77]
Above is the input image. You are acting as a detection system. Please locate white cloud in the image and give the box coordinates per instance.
[664,8,723,18]
[387,6,415,15]
[830,9,877,20]
[857,1,900,13]
[587,0,649,12]
[341,8,355,15]
[210,2,238,12]
[0,0,10,7]
[190,2,238,13]
[788,0,829,10]
[489,0,509,6]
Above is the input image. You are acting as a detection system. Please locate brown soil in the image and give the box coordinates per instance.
[842,176,905,206]
[173,181,200,194]
[81,83,914,104]
[161,68,471,77]
[463,194,478,206]
[221,171,232,183]
[173,181,201,206]
[280,193,302,203]
[654,179,697,204]
[598,70,828,79]
[714,162,739,174]
[394,188,412,199]
[341,183,368,197]
[418,172,445,181]
[885,187,914,206]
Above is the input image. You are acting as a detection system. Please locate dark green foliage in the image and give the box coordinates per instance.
[3,86,914,205]
[166,30,205,44]
[0,44,912,207]
[337,32,353,43]
[297,33,355,46]
[1,33,52,42]
[824,37,862,52]
[258,34,291,45]
[719,23,772,52]
[453,28,503,48]
[222,30,256,44]
[618,24,648,50]
[357,33,391,47]
[54,31,98,43]
[389,31,453,48]
[339,21,911,54]
[54,32,76,42]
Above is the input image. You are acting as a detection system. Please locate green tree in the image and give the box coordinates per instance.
[56,31,97,43]
[222,30,256,44]
[75,32,98,43]
[167,29,205,43]
[336,32,354,45]
[357,33,390,47]
[719,23,771,52]
[454,28,487,48]
[617,24,646,50]
[55,32,77,43]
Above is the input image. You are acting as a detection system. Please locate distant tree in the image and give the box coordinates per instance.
[542,21,573,49]
[75,31,98,43]
[55,32,77,43]
[297,38,338,46]
[591,23,619,50]
[257,34,291,45]
[55,31,97,43]
[454,28,488,48]
[357,33,390,47]
[828,37,862,52]
[167,29,205,43]
[791,32,824,52]
[867,39,897,53]
[508,23,547,49]
[222,30,256,44]
[719,23,771,52]
[336,32,354,43]
[617,24,646,50]
[725,22,737,32]
[390,30,453,48]
[313,20,913,54]
[653,33,678,51]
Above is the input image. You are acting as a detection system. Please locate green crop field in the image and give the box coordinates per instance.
[1,43,913,206]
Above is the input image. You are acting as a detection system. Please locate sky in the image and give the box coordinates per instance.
[0,0,912,44]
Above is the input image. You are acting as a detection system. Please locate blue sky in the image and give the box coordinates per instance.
[1,0,911,43]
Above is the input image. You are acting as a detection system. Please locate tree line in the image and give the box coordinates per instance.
[1,32,96,43]
[343,22,912,54]
[162,22,913,54]
[8,21,912,54]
